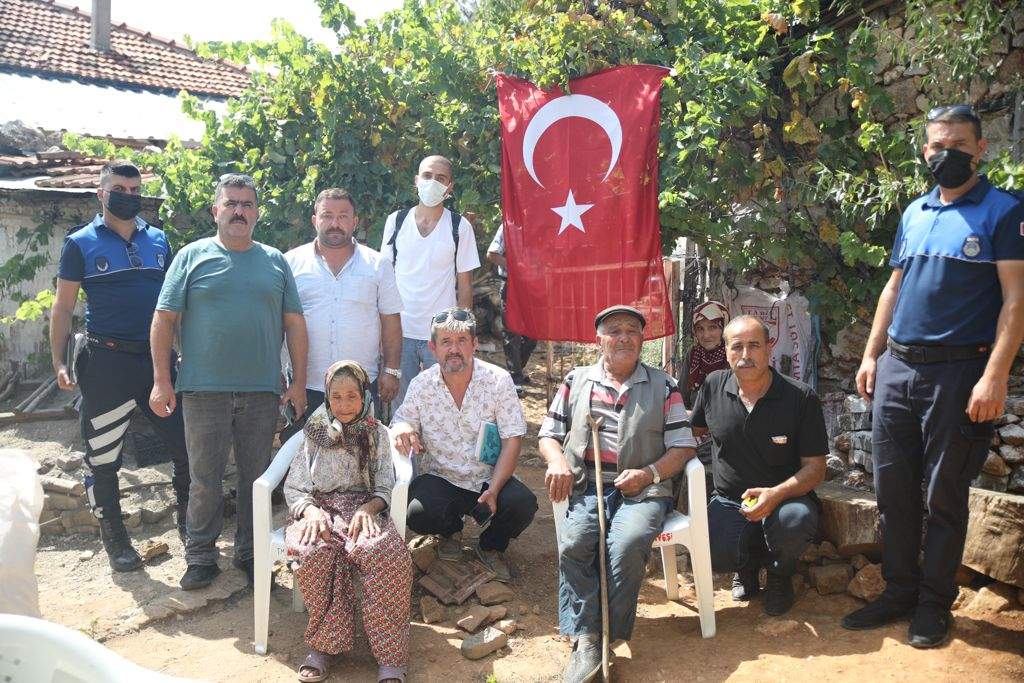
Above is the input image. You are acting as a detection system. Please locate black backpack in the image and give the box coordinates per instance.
[386,207,461,270]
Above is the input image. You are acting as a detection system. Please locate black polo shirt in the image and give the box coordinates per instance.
[690,368,828,501]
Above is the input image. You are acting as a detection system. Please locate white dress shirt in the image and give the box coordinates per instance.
[284,241,403,387]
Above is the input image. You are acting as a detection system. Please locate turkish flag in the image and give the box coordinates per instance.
[497,65,674,343]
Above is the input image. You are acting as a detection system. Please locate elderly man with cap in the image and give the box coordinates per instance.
[539,305,697,683]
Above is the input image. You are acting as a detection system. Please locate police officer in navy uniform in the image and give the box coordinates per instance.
[50,160,190,573]
[842,107,1024,647]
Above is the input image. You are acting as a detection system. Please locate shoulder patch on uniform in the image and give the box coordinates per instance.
[156,252,165,268]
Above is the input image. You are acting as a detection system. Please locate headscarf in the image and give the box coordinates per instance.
[687,300,729,397]
[303,360,379,490]
[693,300,729,327]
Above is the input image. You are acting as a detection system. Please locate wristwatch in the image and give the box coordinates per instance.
[383,367,402,379]
[647,464,661,484]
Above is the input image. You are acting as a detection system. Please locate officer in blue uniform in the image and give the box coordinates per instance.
[842,106,1024,647]
[49,161,190,573]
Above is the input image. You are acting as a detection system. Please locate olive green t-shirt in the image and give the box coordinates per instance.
[156,237,302,393]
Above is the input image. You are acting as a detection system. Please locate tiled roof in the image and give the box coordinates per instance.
[0,151,158,189]
[0,0,250,97]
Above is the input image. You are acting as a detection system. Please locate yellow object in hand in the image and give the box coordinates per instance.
[742,496,759,509]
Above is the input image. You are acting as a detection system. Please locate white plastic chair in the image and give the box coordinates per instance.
[253,427,413,655]
[0,614,199,682]
[552,457,716,638]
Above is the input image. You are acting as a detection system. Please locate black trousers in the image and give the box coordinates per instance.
[77,345,189,519]
[707,494,818,577]
[872,350,992,609]
[499,280,537,380]
[406,473,538,552]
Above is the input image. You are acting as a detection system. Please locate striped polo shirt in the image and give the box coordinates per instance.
[539,361,696,479]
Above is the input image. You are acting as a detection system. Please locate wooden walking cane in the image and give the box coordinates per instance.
[586,413,610,682]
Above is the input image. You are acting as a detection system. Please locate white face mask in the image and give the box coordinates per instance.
[416,177,448,207]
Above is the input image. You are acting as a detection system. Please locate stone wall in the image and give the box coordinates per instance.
[828,390,1024,495]
[0,189,162,370]
[856,1,1022,157]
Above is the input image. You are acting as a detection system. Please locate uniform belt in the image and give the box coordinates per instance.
[87,334,150,355]
[887,340,990,364]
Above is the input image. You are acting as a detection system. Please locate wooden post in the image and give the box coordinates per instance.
[545,340,555,405]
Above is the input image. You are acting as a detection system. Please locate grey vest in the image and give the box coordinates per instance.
[562,362,674,501]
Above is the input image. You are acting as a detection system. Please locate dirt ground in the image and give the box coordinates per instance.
[13,349,1024,682]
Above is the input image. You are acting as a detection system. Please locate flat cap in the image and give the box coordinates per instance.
[594,304,647,330]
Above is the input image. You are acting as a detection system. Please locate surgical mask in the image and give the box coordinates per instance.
[416,178,448,207]
[105,190,142,221]
[926,148,975,189]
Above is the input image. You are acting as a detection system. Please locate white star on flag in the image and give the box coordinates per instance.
[551,190,594,235]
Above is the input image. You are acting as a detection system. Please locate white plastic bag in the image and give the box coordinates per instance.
[722,284,813,383]
[0,448,43,618]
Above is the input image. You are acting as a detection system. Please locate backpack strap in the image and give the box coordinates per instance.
[389,208,463,279]
[450,210,462,284]
[450,210,461,256]
[387,208,411,266]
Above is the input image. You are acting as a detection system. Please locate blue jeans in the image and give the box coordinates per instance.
[182,391,279,566]
[392,337,437,412]
[558,482,671,642]
[707,494,818,577]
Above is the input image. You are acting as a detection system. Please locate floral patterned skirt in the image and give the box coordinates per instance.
[285,490,411,665]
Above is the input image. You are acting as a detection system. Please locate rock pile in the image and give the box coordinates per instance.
[409,535,523,662]
[36,450,179,537]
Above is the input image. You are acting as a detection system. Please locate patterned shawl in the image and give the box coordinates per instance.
[303,360,379,491]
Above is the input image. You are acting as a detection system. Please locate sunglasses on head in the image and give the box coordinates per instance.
[926,104,980,123]
[432,308,474,324]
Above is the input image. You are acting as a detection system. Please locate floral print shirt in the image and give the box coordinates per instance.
[392,358,527,491]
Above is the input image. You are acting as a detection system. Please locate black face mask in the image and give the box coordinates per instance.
[926,148,976,189]
[105,190,142,221]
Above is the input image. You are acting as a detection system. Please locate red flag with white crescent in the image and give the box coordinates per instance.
[497,65,674,342]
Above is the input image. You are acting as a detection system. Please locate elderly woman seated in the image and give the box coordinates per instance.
[284,360,412,683]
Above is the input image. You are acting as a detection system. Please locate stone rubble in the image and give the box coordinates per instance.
[460,626,507,660]
[476,581,515,606]
[809,563,854,595]
[847,563,886,602]
[419,596,446,624]
[457,604,495,633]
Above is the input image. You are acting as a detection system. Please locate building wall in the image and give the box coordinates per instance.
[0,189,161,370]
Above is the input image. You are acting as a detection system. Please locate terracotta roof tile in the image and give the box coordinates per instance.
[0,153,157,189]
[0,0,250,97]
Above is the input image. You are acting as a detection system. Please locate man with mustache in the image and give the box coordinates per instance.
[283,188,403,425]
[380,155,480,411]
[539,305,696,683]
[391,307,536,581]
[842,106,1024,647]
[690,315,828,617]
[150,173,309,590]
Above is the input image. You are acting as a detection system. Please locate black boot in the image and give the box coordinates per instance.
[763,570,795,616]
[98,514,143,572]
